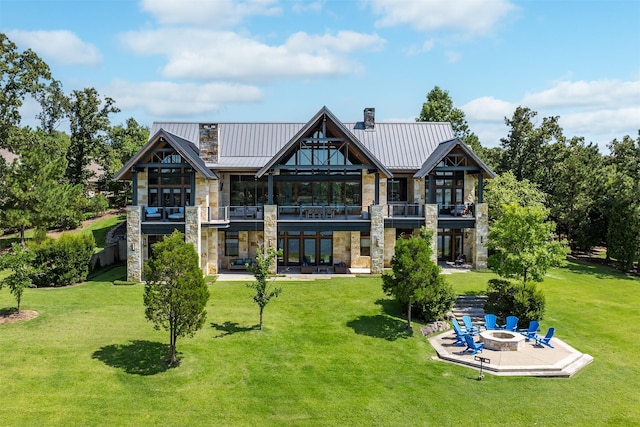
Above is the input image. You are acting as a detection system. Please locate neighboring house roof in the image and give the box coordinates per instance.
[414,138,496,179]
[1,149,105,183]
[114,129,217,180]
[148,108,456,174]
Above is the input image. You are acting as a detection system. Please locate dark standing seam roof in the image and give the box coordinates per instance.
[114,129,217,180]
[414,138,496,178]
[144,113,456,175]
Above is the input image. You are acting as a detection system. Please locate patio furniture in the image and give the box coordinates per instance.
[145,207,162,220]
[463,334,485,355]
[502,316,519,332]
[519,320,540,341]
[462,315,480,335]
[534,327,555,348]
[167,207,184,221]
[483,314,499,330]
[450,320,467,346]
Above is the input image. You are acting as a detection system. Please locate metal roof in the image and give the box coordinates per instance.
[150,118,454,173]
[414,138,496,179]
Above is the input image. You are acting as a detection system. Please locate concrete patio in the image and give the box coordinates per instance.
[428,330,593,377]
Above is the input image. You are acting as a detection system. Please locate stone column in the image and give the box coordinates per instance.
[424,204,438,265]
[474,203,488,269]
[185,206,202,267]
[370,205,384,274]
[126,205,142,282]
[263,205,278,274]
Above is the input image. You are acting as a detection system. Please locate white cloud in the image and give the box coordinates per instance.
[140,0,281,27]
[463,79,640,149]
[6,30,102,67]
[106,79,263,117]
[405,39,435,55]
[522,79,640,110]
[292,0,325,13]
[367,0,516,36]
[444,50,461,63]
[119,28,384,81]
[462,96,515,122]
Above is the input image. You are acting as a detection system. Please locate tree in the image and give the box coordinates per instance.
[0,34,54,144]
[417,86,484,154]
[66,87,120,188]
[0,127,82,244]
[143,231,209,366]
[382,228,455,329]
[247,246,283,331]
[103,118,149,206]
[497,106,564,185]
[0,243,37,314]
[604,133,640,270]
[483,171,546,224]
[488,203,569,285]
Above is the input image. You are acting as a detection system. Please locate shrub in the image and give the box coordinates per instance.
[86,194,110,219]
[30,233,96,287]
[484,278,545,324]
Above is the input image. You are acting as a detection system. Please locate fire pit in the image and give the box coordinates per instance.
[479,330,525,351]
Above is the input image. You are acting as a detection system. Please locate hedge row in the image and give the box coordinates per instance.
[29,233,95,287]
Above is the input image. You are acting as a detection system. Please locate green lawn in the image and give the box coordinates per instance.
[0,262,638,426]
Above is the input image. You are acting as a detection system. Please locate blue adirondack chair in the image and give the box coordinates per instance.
[502,316,519,332]
[451,320,467,346]
[483,314,499,330]
[519,320,540,341]
[463,334,484,355]
[461,315,480,335]
[534,327,555,348]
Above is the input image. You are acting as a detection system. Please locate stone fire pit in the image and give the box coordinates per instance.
[480,330,526,351]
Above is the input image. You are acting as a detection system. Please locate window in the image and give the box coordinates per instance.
[225,231,239,257]
[360,232,371,256]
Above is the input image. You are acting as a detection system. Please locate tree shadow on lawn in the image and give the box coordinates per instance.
[92,340,176,375]
[347,315,413,341]
[210,321,259,338]
[564,259,637,281]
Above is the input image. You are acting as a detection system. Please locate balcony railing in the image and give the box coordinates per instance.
[385,203,423,218]
[438,203,475,218]
[278,204,368,220]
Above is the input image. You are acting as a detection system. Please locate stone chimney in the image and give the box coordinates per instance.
[364,107,375,130]
[199,123,219,163]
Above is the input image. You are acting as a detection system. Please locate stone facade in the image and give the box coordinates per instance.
[424,204,438,265]
[333,231,351,266]
[474,203,489,269]
[126,205,142,282]
[370,205,384,274]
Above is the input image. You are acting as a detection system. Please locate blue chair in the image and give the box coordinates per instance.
[451,320,467,346]
[483,314,499,330]
[145,206,162,220]
[463,334,484,355]
[519,320,540,341]
[461,315,480,335]
[534,328,555,348]
[502,316,519,332]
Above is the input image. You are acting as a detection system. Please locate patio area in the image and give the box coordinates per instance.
[428,330,593,377]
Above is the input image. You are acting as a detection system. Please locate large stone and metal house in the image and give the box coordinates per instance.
[116,106,494,281]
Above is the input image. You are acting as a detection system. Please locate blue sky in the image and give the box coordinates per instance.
[1,0,639,151]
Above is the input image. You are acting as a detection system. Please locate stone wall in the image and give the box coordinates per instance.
[383,227,396,268]
[370,205,384,274]
[464,173,476,205]
[474,203,488,269]
[185,206,201,267]
[126,205,142,282]
[362,170,376,208]
[424,204,438,264]
[136,170,148,206]
[333,231,351,266]
[413,178,424,205]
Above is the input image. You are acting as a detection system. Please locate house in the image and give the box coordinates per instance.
[115,106,494,281]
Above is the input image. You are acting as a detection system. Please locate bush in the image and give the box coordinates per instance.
[30,233,96,287]
[86,194,110,219]
[484,278,545,324]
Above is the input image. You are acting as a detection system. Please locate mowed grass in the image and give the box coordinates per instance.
[1,262,639,426]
